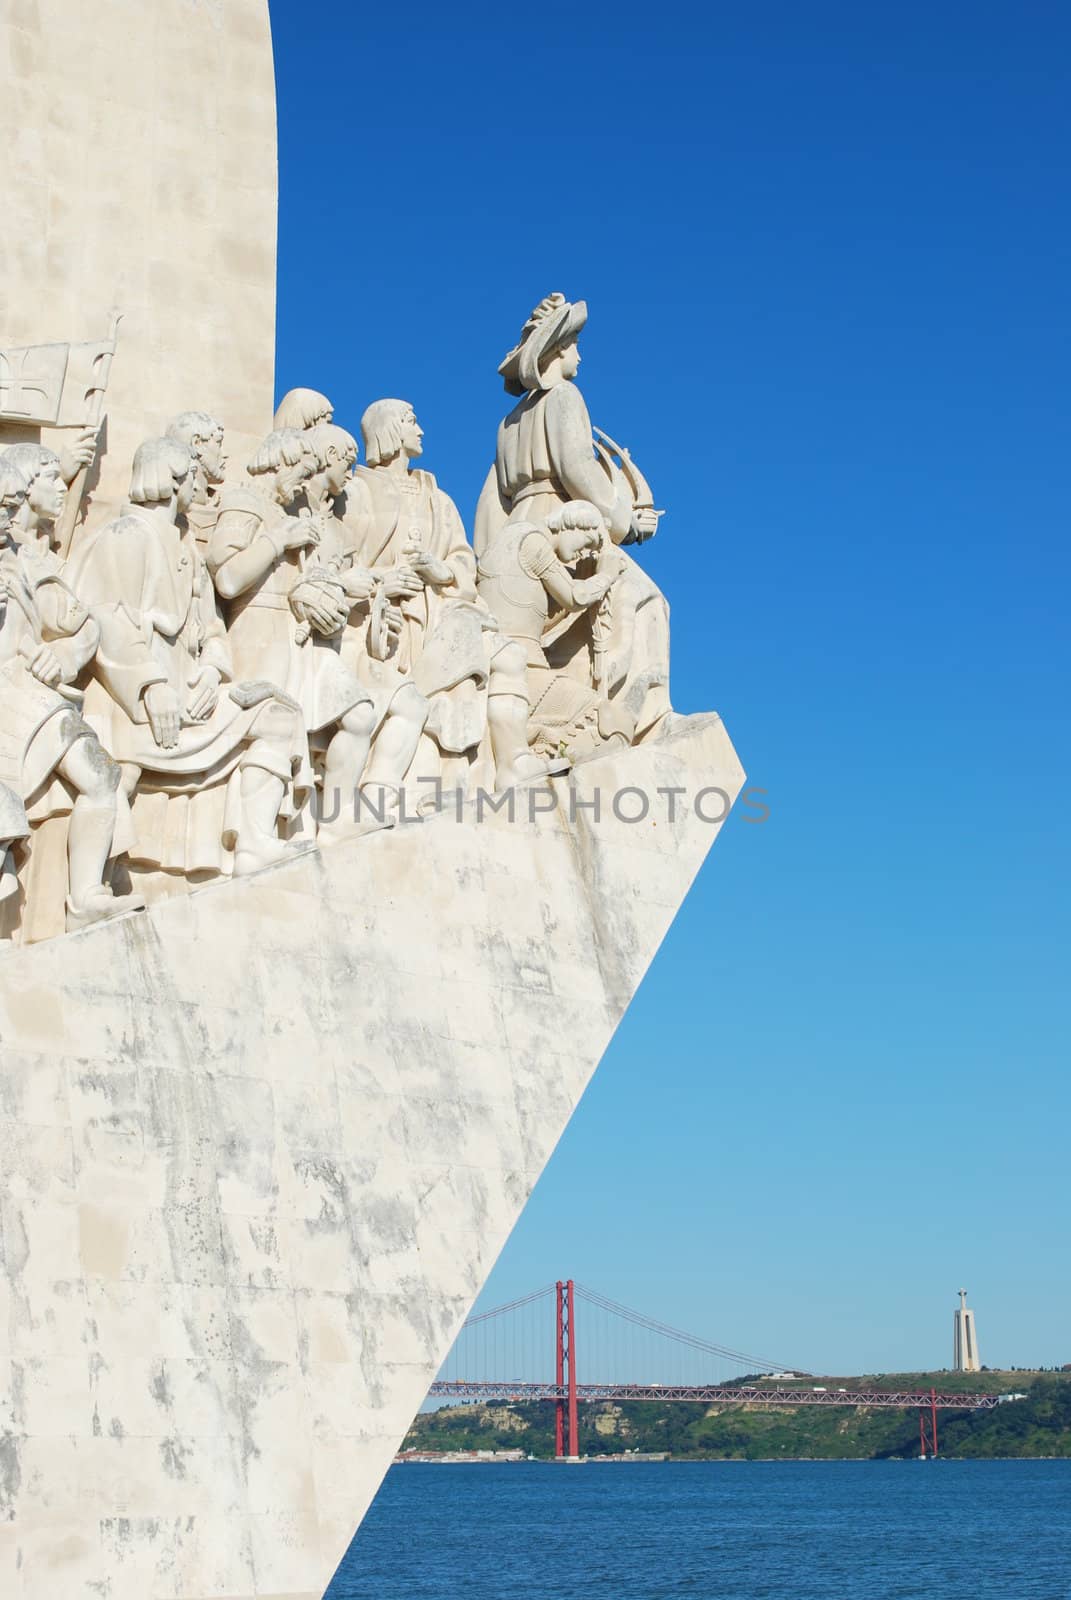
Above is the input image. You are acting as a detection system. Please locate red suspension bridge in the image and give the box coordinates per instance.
[429,1280,1004,1460]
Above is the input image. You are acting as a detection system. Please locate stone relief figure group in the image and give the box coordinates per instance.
[0,293,673,942]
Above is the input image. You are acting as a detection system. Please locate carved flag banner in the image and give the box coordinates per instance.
[0,325,119,427]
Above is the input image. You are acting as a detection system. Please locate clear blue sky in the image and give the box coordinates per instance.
[272,0,1070,1375]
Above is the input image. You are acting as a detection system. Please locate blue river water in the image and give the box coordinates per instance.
[327,1460,1071,1599]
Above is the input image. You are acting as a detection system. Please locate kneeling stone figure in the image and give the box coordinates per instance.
[476,499,632,778]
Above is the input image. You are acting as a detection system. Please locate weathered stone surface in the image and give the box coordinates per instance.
[0,711,742,1599]
[0,0,277,523]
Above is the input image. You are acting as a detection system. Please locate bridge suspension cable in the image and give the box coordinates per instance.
[573,1282,791,1373]
[459,1285,555,1325]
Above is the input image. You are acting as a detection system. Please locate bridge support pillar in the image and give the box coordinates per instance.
[555,1280,565,1458]
[919,1386,939,1457]
[556,1279,580,1460]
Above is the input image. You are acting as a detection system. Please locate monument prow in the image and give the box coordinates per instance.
[0,714,742,1598]
[0,3,747,1594]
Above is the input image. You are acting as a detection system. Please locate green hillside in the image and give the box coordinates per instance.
[403,1373,1071,1460]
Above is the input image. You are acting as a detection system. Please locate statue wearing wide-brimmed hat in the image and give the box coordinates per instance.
[473,293,671,745]
[475,294,645,551]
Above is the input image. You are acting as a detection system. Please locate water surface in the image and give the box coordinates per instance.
[328,1459,1071,1598]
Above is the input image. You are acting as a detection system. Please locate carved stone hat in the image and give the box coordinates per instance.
[498,293,588,396]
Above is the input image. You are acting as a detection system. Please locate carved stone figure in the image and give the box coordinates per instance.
[0,312,122,548]
[0,290,685,935]
[476,499,634,771]
[474,294,671,742]
[338,399,496,792]
[1,441,76,549]
[66,437,307,881]
[0,454,140,932]
[276,422,429,834]
[167,409,228,551]
[209,426,317,702]
[273,387,333,432]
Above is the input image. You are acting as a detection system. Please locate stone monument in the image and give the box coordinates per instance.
[0,3,745,1597]
[953,1288,981,1372]
[0,0,277,527]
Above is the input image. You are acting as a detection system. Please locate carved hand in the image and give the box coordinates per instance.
[186,664,222,722]
[575,573,616,607]
[410,551,454,586]
[28,642,63,687]
[58,426,98,486]
[403,541,441,576]
[144,682,182,749]
[339,566,375,602]
[291,579,349,637]
[629,506,661,542]
[381,565,425,599]
[279,517,319,554]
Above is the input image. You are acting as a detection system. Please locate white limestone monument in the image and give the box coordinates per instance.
[0,2,745,1596]
[953,1288,981,1372]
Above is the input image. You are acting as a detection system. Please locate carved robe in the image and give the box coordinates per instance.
[209,485,305,695]
[480,382,633,549]
[68,509,303,874]
[209,485,373,754]
[0,542,100,833]
[342,468,491,756]
[182,490,223,556]
[474,379,671,741]
[0,539,110,922]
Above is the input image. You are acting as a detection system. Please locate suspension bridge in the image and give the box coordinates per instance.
[428,1281,1004,1459]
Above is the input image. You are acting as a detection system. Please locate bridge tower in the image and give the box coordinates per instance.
[918,1387,940,1458]
[555,1280,580,1461]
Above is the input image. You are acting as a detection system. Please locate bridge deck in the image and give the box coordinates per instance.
[429,1381,1003,1410]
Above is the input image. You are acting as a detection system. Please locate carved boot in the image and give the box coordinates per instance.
[318,711,386,844]
[66,888,145,933]
[234,768,310,876]
[353,782,400,835]
[65,796,144,932]
[488,693,569,791]
[496,751,571,789]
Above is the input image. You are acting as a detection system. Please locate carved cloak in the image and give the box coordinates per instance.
[68,510,302,875]
[343,468,491,756]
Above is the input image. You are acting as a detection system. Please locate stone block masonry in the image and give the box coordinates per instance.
[0,712,743,1600]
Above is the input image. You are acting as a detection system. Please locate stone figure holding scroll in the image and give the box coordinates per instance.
[66,437,307,881]
[474,293,671,743]
[0,454,140,932]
